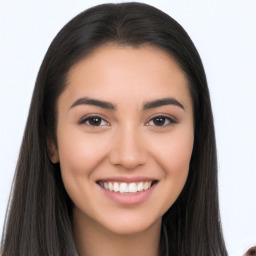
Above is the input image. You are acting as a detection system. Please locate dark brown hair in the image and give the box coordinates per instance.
[1,2,227,255]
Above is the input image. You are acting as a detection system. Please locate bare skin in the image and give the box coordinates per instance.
[51,44,194,256]
[73,210,161,256]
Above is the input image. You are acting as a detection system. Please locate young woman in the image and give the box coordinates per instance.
[1,3,228,255]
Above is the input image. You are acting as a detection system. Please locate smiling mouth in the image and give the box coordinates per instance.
[97,180,158,194]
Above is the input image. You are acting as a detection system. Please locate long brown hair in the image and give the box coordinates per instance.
[1,3,227,255]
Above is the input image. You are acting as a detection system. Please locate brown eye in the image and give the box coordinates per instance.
[147,115,176,127]
[153,116,166,126]
[88,117,102,126]
[80,116,109,127]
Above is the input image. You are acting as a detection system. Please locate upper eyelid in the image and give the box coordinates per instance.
[79,113,108,121]
[79,114,109,125]
[146,114,177,123]
[144,115,178,128]
[78,113,177,125]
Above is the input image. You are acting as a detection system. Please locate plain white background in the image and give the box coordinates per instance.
[0,0,255,255]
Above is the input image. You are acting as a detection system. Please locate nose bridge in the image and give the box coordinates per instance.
[109,123,147,169]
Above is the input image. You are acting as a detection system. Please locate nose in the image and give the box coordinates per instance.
[108,126,148,170]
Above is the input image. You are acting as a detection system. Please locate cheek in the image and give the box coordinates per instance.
[56,127,110,179]
[151,128,194,176]
[162,138,193,209]
[149,127,193,208]
[56,128,112,212]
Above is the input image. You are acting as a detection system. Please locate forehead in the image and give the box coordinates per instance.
[61,43,192,111]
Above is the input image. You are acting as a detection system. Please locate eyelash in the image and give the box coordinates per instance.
[79,115,109,127]
[79,115,177,127]
[146,115,177,127]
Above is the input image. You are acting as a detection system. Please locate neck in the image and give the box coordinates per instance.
[72,208,162,256]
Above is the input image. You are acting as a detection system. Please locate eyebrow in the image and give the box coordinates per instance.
[70,97,116,110]
[143,97,185,110]
[69,97,185,111]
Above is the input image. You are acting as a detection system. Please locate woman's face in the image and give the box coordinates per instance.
[51,44,194,235]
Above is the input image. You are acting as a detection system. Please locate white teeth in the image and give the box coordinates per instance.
[108,182,113,191]
[143,182,149,190]
[137,182,144,192]
[128,183,137,193]
[120,183,128,193]
[104,182,108,189]
[113,182,119,192]
[99,181,153,193]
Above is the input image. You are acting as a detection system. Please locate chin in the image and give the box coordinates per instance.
[97,213,162,236]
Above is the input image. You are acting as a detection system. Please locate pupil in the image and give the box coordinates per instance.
[89,117,101,126]
[153,117,165,126]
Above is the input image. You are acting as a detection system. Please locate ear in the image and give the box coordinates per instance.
[47,139,59,164]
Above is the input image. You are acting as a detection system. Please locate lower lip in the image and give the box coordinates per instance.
[98,183,157,206]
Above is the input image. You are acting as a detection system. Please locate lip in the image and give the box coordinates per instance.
[96,176,156,183]
[96,176,158,206]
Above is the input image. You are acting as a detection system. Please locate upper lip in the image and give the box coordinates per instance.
[96,176,157,183]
